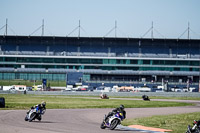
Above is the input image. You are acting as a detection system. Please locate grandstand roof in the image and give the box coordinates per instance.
[0,35,200,42]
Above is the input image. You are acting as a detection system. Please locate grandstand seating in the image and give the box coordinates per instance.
[0,37,199,58]
[3,68,196,77]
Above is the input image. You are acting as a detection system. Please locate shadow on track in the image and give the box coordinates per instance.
[31,121,55,124]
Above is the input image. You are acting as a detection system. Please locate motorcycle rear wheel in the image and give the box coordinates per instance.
[37,116,42,121]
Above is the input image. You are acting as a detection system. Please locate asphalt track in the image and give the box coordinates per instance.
[0,99,200,133]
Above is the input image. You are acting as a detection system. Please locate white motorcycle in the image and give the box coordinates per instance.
[100,112,125,130]
[25,106,46,122]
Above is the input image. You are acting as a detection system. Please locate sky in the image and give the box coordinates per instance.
[0,0,200,39]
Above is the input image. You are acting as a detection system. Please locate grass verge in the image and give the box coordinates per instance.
[122,112,200,133]
[107,96,200,101]
[0,94,193,110]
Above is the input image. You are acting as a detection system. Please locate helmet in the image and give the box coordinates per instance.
[41,101,46,107]
[38,104,42,107]
[119,104,124,110]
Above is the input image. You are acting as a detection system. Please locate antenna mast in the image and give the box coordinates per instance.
[115,20,117,38]
[188,22,190,39]
[78,20,80,38]
[42,19,44,36]
[151,21,153,39]
[103,21,118,38]
[5,18,8,36]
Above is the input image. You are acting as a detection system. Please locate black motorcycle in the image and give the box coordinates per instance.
[186,120,200,133]
[142,95,150,101]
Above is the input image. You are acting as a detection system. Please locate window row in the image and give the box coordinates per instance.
[0,57,199,66]
[0,73,66,81]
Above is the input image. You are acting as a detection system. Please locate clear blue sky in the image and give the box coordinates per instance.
[0,0,200,39]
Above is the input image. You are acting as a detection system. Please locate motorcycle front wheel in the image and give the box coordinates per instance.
[24,115,28,121]
[110,119,119,130]
[100,122,106,129]
[29,113,36,122]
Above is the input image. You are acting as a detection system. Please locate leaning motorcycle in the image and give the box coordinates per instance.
[25,107,46,122]
[100,112,124,130]
[186,120,200,133]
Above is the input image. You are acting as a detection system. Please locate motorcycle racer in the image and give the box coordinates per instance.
[101,104,126,130]
[36,101,46,114]
[105,105,126,120]
[29,101,46,114]
[25,101,46,122]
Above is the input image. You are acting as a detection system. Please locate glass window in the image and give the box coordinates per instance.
[152,60,159,65]
[0,73,2,79]
[180,68,189,71]
[83,74,90,81]
[19,73,28,80]
[165,60,176,65]
[177,61,188,65]
[174,67,180,71]
[79,59,90,64]
[66,59,79,63]
[28,73,41,80]
[54,58,65,63]
[130,60,137,64]
[116,59,126,64]
[152,60,165,65]
[43,58,54,63]
[126,60,130,64]
[26,58,42,63]
[91,59,102,64]
[5,57,16,62]
[109,59,116,64]
[3,73,15,80]
[143,60,150,64]
[190,61,199,66]
[103,59,108,64]
[138,60,143,65]
[17,57,25,62]
[0,57,4,61]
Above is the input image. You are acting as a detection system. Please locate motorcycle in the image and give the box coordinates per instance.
[142,95,150,101]
[100,94,109,99]
[100,112,124,130]
[186,120,200,133]
[25,106,46,122]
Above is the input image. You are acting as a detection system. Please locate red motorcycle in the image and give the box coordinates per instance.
[100,94,109,99]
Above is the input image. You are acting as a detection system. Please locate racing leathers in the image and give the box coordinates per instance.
[105,107,126,120]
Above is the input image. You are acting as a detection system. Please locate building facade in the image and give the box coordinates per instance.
[0,35,199,87]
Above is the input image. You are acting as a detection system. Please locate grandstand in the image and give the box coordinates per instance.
[0,35,199,89]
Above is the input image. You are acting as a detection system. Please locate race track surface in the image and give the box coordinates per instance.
[0,99,200,133]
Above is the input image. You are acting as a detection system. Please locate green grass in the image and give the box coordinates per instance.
[110,96,200,100]
[0,94,193,110]
[122,112,200,133]
[143,96,200,100]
